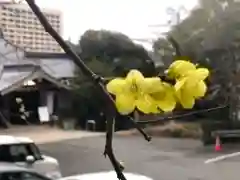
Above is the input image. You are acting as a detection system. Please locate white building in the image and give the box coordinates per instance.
[0,1,63,53]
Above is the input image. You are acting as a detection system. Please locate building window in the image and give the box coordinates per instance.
[15,9,20,13]
[7,8,13,12]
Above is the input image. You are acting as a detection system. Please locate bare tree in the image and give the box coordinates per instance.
[24,1,227,179]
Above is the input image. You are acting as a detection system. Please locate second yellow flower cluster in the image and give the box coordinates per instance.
[106,60,209,115]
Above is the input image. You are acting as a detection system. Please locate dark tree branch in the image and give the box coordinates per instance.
[128,116,152,141]
[167,36,182,56]
[137,105,228,125]
[104,116,126,178]
[24,1,126,179]
[25,2,228,179]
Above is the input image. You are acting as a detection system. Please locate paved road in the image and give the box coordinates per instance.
[39,135,240,180]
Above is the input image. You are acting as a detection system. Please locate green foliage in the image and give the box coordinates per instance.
[79,29,156,77]
[154,0,240,57]
[152,0,240,122]
[141,122,201,139]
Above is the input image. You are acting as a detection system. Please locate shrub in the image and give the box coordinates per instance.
[142,121,202,139]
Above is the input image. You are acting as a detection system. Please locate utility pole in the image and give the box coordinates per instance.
[149,6,187,29]
[134,7,185,45]
[133,6,188,55]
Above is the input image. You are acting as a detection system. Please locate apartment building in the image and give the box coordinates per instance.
[0,1,63,52]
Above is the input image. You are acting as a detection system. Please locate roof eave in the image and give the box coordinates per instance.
[0,68,71,96]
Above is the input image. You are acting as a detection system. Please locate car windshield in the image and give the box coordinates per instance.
[0,143,42,162]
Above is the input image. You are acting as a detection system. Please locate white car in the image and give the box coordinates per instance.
[0,135,62,179]
[0,162,53,180]
[60,171,153,180]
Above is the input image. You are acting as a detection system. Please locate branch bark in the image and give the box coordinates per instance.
[24,1,126,179]
[137,105,228,125]
[104,117,126,179]
[129,111,151,141]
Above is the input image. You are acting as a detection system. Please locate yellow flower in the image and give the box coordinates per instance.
[166,60,196,79]
[150,82,176,112]
[106,69,165,115]
[174,68,209,109]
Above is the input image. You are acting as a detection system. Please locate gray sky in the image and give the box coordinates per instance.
[35,0,198,49]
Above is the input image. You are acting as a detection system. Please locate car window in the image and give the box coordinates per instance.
[0,143,42,162]
[28,144,42,160]
[10,145,28,162]
[0,172,21,180]
[0,172,51,180]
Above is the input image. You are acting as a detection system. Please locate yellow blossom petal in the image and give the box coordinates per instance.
[106,78,128,95]
[194,68,209,80]
[184,77,199,90]
[126,69,144,85]
[175,79,195,109]
[115,94,135,115]
[140,77,164,93]
[157,98,176,112]
[174,78,186,92]
[159,83,176,112]
[176,89,195,109]
[181,68,209,91]
[136,94,159,114]
[152,83,176,112]
[167,60,196,78]
[193,81,207,98]
[180,92,195,109]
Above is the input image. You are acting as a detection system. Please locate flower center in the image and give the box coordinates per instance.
[130,83,138,93]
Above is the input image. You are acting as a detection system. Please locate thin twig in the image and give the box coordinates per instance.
[24,1,126,179]
[128,116,152,141]
[137,105,228,125]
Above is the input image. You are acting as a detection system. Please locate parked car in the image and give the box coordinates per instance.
[0,162,53,180]
[60,171,153,180]
[0,135,62,179]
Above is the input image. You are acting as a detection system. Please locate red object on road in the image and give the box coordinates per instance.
[215,136,221,151]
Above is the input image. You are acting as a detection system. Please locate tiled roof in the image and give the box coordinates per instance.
[39,58,75,78]
[0,38,75,79]
[0,66,34,93]
[0,37,73,94]
[0,66,71,95]
[24,52,76,78]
